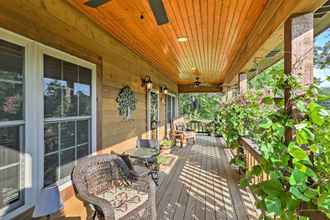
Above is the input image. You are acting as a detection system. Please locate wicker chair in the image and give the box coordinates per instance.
[72,154,156,220]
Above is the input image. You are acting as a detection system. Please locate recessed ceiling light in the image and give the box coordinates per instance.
[177,36,188,42]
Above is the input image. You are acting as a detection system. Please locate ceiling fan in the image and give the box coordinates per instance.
[84,0,169,25]
[193,77,201,87]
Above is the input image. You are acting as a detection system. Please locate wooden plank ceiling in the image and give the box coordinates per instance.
[69,0,268,85]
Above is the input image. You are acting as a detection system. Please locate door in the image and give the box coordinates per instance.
[147,90,159,141]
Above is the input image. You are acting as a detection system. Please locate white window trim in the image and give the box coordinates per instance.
[147,89,160,140]
[37,42,97,190]
[165,93,177,122]
[0,27,97,220]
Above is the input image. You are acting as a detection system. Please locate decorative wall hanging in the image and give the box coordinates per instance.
[116,86,136,120]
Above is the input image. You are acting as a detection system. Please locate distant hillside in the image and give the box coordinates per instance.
[320,87,330,95]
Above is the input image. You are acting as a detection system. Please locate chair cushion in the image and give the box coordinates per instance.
[97,186,148,219]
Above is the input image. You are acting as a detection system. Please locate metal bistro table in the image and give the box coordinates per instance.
[126,147,160,186]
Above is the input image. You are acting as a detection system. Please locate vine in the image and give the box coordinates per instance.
[217,70,330,219]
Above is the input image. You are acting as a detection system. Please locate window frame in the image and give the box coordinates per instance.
[165,93,177,123]
[147,89,160,140]
[37,43,97,190]
[0,27,97,219]
[0,27,34,219]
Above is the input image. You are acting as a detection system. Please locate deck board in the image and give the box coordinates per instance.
[157,135,259,220]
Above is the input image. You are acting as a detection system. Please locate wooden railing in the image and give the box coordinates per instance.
[186,120,214,134]
[239,137,269,184]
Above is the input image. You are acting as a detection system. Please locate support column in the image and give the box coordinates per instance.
[284,13,314,143]
[239,73,248,96]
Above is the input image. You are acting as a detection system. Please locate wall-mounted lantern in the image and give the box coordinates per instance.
[160,85,168,95]
[142,75,153,90]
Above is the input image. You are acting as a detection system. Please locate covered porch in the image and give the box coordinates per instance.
[0,0,329,219]
[59,135,259,220]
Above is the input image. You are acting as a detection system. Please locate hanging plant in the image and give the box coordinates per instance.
[116,86,136,120]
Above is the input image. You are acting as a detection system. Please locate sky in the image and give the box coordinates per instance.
[315,27,330,87]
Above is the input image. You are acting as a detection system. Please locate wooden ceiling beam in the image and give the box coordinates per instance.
[223,0,327,84]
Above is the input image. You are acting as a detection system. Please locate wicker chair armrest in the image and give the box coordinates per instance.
[131,176,156,218]
[79,192,116,220]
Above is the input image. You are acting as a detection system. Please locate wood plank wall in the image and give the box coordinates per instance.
[0,1,177,219]
[0,0,178,153]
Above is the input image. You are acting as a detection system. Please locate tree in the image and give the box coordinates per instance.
[179,93,222,120]
[315,28,330,69]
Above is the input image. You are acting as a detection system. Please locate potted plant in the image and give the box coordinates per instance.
[160,139,173,154]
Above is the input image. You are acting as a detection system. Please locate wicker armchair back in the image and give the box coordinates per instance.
[72,154,156,220]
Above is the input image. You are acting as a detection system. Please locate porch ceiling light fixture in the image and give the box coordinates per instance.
[177,36,188,43]
[143,75,153,90]
[160,85,168,94]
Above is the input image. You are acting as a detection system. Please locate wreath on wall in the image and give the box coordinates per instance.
[116,86,136,120]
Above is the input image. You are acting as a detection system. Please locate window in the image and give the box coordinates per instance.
[0,39,25,212]
[0,28,96,219]
[43,55,92,186]
[166,95,176,123]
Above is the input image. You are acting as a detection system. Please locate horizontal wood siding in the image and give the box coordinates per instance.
[0,0,177,154]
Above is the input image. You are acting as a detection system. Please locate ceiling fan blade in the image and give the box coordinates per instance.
[84,0,111,8]
[148,0,169,25]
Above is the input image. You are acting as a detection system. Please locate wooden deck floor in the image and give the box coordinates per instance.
[156,135,259,220]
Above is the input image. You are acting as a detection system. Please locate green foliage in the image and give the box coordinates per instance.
[160,139,173,149]
[179,93,222,120]
[217,66,330,218]
[157,155,172,165]
[315,28,330,69]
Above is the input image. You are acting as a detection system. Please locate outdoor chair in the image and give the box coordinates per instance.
[136,139,160,185]
[72,154,156,220]
[111,151,150,178]
[172,121,196,147]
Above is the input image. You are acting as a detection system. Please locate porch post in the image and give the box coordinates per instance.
[284,13,314,143]
[239,72,248,96]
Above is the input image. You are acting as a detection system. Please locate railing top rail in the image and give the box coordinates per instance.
[239,137,262,162]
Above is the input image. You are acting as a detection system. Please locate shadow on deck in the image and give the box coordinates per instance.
[156,135,259,220]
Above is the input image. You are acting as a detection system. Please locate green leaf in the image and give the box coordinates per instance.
[318,194,330,212]
[262,96,273,104]
[288,143,309,162]
[240,178,249,188]
[290,186,310,202]
[296,129,309,145]
[308,102,325,126]
[260,179,283,196]
[287,197,300,212]
[265,196,281,215]
[304,187,318,200]
[310,144,319,153]
[260,118,272,129]
[296,100,306,112]
[296,128,314,144]
[289,169,306,186]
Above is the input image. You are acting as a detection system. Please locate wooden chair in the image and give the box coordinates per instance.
[172,121,196,147]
